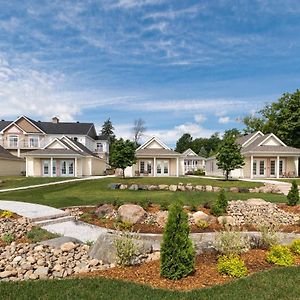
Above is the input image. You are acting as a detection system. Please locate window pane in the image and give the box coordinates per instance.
[140,161,145,173]
[270,161,275,175]
[259,161,265,175]
[253,161,257,175]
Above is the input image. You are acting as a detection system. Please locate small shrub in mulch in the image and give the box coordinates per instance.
[287,180,299,206]
[160,202,195,280]
[266,245,295,266]
[291,239,300,256]
[217,254,248,278]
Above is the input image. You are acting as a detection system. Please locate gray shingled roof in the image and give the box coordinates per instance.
[242,145,300,154]
[0,145,23,161]
[136,148,181,157]
[236,132,259,145]
[0,117,98,139]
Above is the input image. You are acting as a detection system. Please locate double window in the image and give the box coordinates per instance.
[8,136,18,148]
[29,136,39,148]
[140,161,152,174]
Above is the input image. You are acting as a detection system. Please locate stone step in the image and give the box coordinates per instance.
[30,212,70,222]
[34,215,75,227]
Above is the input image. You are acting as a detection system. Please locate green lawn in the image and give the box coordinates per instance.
[0,176,75,190]
[0,177,286,208]
[0,266,299,300]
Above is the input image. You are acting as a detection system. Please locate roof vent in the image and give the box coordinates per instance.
[52,116,59,124]
[77,121,80,123]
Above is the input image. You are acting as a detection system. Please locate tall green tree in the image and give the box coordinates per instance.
[175,133,193,153]
[101,118,116,144]
[243,90,300,148]
[160,202,195,280]
[198,146,208,157]
[216,130,245,180]
[110,138,136,178]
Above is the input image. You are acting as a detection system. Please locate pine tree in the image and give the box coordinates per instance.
[287,180,299,206]
[160,202,195,280]
[101,118,116,144]
[216,130,245,180]
[211,189,228,216]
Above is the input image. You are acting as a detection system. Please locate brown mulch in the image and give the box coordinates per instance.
[277,204,300,215]
[77,249,300,291]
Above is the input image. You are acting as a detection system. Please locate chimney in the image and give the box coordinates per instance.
[52,116,59,124]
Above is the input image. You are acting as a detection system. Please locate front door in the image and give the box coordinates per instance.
[253,159,267,177]
[60,160,75,176]
[156,160,169,176]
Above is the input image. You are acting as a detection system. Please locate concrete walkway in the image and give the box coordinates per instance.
[0,200,105,242]
[0,175,114,193]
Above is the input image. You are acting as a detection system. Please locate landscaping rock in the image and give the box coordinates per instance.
[177,185,186,191]
[118,204,147,224]
[205,185,213,192]
[60,242,77,252]
[148,185,159,191]
[156,211,168,227]
[109,183,120,190]
[158,185,169,190]
[213,186,221,192]
[193,211,210,223]
[41,236,82,248]
[195,185,204,191]
[34,267,49,279]
[169,185,177,192]
[229,187,239,193]
[129,184,139,191]
[95,204,114,218]
[119,184,128,190]
[217,216,236,226]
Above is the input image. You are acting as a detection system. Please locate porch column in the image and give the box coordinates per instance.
[153,157,156,177]
[276,156,280,179]
[50,157,53,177]
[250,155,253,179]
[294,157,299,177]
[176,157,179,177]
[75,158,78,177]
[25,158,28,177]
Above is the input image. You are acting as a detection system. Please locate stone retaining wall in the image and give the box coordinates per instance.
[109,183,282,194]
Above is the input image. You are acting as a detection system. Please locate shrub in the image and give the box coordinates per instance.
[2,233,15,244]
[266,245,295,266]
[114,231,139,266]
[160,201,169,211]
[192,169,205,176]
[287,180,299,206]
[217,254,248,278]
[290,239,300,255]
[195,219,209,229]
[214,230,251,255]
[114,220,133,231]
[211,189,228,216]
[160,202,195,280]
[0,210,13,218]
[258,224,279,249]
[80,213,92,222]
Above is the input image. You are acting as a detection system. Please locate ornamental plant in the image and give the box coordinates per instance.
[266,245,295,266]
[217,254,248,278]
[160,202,195,280]
[287,180,299,206]
[211,189,228,216]
[291,239,300,256]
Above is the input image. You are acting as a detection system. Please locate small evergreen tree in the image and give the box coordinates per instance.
[101,118,116,145]
[287,180,299,206]
[211,189,228,216]
[216,129,245,180]
[160,202,195,280]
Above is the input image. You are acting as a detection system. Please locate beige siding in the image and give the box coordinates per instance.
[91,158,106,175]
[243,157,251,178]
[286,157,297,175]
[0,159,25,176]
[16,118,41,133]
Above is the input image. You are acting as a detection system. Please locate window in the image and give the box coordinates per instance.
[253,161,257,175]
[140,161,145,173]
[270,160,276,176]
[8,136,18,148]
[279,160,283,174]
[157,162,162,174]
[61,161,67,175]
[164,160,169,174]
[29,136,39,148]
[147,162,152,174]
[259,161,265,175]
[97,142,103,152]
[43,160,49,175]
[68,162,74,174]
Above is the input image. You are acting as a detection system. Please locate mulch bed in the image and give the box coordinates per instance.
[77,250,300,291]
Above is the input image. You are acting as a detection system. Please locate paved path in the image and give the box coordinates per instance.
[0,200,66,219]
[0,200,105,242]
[0,175,114,193]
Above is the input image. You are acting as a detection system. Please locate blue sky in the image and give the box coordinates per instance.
[0,0,300,145]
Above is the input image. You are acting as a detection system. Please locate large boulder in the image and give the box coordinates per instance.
[41,236,82,248]
[156,211,169,227]
[129,184,139,191]
[148,185,159,191]
[195,185,204,191]
[230,187,240,193]
[118,204,147,224]
[169,185,177,192]
[158,184,169,190]
[245,198,267,205]
[205,185,213,192]
[119,184,128,190]
[177,185,186,191]
[95,204,115,218]
[89,231,153,264]
[193,211,210,223]
[217,216,236,226]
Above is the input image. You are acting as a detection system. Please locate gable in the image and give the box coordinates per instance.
[261,136,281,146]
[184,149,198,156]
[146,140,165,149]
[5,125,23,134]
[16,117,42,133]
[242,131,264,147]
[46,140,68,149]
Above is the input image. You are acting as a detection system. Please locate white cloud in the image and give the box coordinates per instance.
[218,116,231,124]
[194,114,207,123]
[109,0,163,9]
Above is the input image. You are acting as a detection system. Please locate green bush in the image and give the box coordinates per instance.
[114,231,139,266]
[287,180,299,206]
[217,254,248,278]
[2,233,15,244]
[258,224,279,249]
[291,239,300,255]
[160,202,195,280]
[214,230,251,256]
[26,227,60,243]
[211,189,228,216]
[266,245,295,266]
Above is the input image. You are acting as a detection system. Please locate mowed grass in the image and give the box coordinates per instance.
[0,266,299,300]
[0,177,286,208]
[0,176,75,190]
